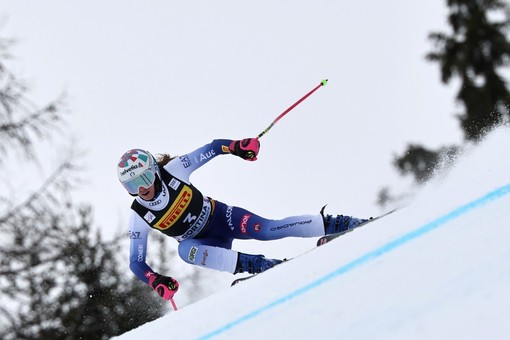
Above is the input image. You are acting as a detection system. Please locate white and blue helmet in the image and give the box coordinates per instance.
[117,149,160,195]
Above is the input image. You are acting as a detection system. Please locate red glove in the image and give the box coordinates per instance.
[148,273,179,301]
[229,138,260,161]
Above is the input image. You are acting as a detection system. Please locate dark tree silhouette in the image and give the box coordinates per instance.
[389,0,510,195]
[0,33,167,339]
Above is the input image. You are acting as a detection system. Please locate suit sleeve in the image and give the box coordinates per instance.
[163,139,233,183]
[128,211,155,284]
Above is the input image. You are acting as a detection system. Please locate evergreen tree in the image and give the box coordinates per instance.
[394,144,460,183]
[389,0,510,195]
[0,32,167,339]
[428,0,510,140]
[2,206,167,339]
[0,32,74,338]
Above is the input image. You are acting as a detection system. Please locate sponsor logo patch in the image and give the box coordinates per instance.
[169,178,181,190]
[226,206,234,230]
[188,246,198,262]
[174,198,213,242]
[201,249,209,266]
[144,211,156,223]
[200,150,215,161]
[118,150,148,173]
[270,219,312,231]
[180,155,191,168]
[154,186,192,230]
[240,214,251,234]
[128,230,141,239]
[137,244,144,262]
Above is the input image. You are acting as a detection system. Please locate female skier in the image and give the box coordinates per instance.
[117,138,368,301]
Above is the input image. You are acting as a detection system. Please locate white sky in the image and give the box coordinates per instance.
[115,127,510,339]
[1,1,462,250]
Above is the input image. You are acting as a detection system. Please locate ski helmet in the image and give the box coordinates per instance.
[117,149,160,195]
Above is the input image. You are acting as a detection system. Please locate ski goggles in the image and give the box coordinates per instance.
[122,169,156,194]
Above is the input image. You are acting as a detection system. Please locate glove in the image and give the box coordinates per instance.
[229,138,260,161]
[148,273,179,301]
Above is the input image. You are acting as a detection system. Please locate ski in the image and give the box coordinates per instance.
[231,275,258,286]
[316,209,396,246]
[231,209,396,286]
[231,258,291,286]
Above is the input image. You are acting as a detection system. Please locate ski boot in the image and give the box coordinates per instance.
[321,206,369,235]
[234,253,283,274]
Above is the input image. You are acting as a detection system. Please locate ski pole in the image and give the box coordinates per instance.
[170,297,178,311]
[257,79,328,139]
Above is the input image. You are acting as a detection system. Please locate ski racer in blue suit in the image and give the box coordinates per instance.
[117,138,368,301]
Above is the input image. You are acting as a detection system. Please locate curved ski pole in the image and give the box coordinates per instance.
[257,79,328,139]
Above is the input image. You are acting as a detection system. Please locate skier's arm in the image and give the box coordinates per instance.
[128,212,179,300]
[128,212,155,284]
[164,138,259,181]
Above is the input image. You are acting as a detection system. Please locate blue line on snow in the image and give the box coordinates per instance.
[199,183,510,339]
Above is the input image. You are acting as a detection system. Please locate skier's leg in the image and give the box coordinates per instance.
[178,238,282,274]
[178,238,238,273]
[208,201,326,240]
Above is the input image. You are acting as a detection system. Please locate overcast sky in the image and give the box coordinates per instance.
[1,1,462,255]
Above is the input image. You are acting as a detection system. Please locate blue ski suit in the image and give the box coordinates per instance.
[128,139,325,283]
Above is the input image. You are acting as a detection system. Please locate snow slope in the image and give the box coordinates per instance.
[115,127,510,340]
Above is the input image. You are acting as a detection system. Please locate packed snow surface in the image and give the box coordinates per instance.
[115,127,510,340]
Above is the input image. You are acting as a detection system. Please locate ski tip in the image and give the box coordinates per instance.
[321,79,328,86]
[317,238,327,247]
[231,275,255,286]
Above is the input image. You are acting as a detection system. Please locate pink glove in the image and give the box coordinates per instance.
[148,272,179,301]
[229,138,260,161]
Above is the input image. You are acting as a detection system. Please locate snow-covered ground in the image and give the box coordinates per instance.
[115,127,510,340]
